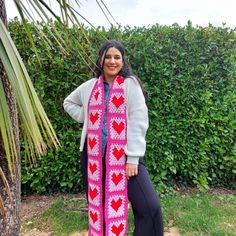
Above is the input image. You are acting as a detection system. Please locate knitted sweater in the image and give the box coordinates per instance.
[63,76,149,164]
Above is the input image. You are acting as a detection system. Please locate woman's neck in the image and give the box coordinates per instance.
[104,76,115,86]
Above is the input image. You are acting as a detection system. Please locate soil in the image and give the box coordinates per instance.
[20,188,236,236]
[20,194,58,236]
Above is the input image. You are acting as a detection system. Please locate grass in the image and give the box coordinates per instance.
[21,192,236,236]
[162,193,236,236]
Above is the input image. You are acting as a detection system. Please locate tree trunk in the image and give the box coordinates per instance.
[0,0,21,235]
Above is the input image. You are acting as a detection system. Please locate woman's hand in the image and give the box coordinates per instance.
[126,163,138,179]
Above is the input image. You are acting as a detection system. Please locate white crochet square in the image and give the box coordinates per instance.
[107,194,126,219]
[108,93,126,114]
[108,169,126,192]
[108,144,126,166]
[88,110,102,130]
[88,159,100,181]
[88,183,101,207]
[108,219,126,236]
[87,134,99,156]
[90,87,102,105]
[89,207,101,232]
[109,117,126,140]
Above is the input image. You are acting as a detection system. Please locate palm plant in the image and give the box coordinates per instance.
[0,0,116,234]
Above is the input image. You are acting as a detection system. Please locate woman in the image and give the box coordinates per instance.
[63,39,163,236]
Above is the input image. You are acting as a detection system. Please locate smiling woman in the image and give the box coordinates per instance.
[63,39,164,236]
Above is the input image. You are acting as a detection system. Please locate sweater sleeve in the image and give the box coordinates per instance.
[63,83,86,123]
[125,77,149,164]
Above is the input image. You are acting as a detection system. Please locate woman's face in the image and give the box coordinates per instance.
[102,47,123,81]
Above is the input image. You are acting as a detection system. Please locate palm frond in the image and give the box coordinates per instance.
[0,77,16,173]
[15,0,68,56]
[0,18,60,164]
[0,167,12,201]
[96,0,112,26]
[0,194,5,215]
[100,0,120,26]
[13,0,105,68]
[0,167,12,214]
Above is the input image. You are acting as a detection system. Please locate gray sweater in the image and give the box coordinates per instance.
[63,76,149,164]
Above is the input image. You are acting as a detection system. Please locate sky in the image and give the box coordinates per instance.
[5,0,236,29]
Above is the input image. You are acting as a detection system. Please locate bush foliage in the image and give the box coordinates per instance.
[9,20,236,194]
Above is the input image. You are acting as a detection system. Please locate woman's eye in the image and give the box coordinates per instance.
[105,55,121,60]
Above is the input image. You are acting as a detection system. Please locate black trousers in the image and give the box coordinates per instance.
[81,143,164,236]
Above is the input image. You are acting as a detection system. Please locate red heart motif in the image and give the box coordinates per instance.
[94,91,99,100]
[111,172,123,186]
[89,187,98,200]
[111,223,124,236]
[112,95,124,109]
[116,76,124,85]
[112,121,124,135]
[90,211,98,223]
[89,162,97,174]
[112,147,124,161]
[111,197,122,212]
[90,112,99,124]
[89,137,97,150]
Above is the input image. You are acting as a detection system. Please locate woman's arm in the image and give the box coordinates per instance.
[125,77,149,165]
[63,84,85,123]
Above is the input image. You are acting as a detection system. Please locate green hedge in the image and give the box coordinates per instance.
[9,20,236,194]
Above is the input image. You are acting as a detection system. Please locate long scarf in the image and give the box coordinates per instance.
[87,75,128,236]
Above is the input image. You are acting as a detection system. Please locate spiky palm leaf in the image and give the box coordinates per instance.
[0,16,60,190]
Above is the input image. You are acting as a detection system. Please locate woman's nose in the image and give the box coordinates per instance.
[110,57,115,63]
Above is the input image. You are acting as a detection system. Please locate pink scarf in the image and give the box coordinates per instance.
[87,75,128,236]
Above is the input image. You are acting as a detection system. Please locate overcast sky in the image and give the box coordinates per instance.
[5,0,236,29]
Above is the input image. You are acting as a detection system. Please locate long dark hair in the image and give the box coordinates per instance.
[94,39,148,100]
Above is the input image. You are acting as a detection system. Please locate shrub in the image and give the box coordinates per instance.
[9,20,236,194]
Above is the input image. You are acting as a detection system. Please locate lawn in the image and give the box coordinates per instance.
[20,189,236,236]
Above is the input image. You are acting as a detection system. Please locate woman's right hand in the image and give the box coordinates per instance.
[125,163,138,179]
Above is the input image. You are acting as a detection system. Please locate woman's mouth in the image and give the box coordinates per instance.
[108,66,116,70]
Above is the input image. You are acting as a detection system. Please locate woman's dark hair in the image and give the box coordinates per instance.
[94,39,148,100]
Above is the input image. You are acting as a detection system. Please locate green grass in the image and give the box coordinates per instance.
[40,197,88,235]
[21,192,236,236]
[162,193,236,236]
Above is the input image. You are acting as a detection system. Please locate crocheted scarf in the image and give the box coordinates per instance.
[87,75,128,236]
